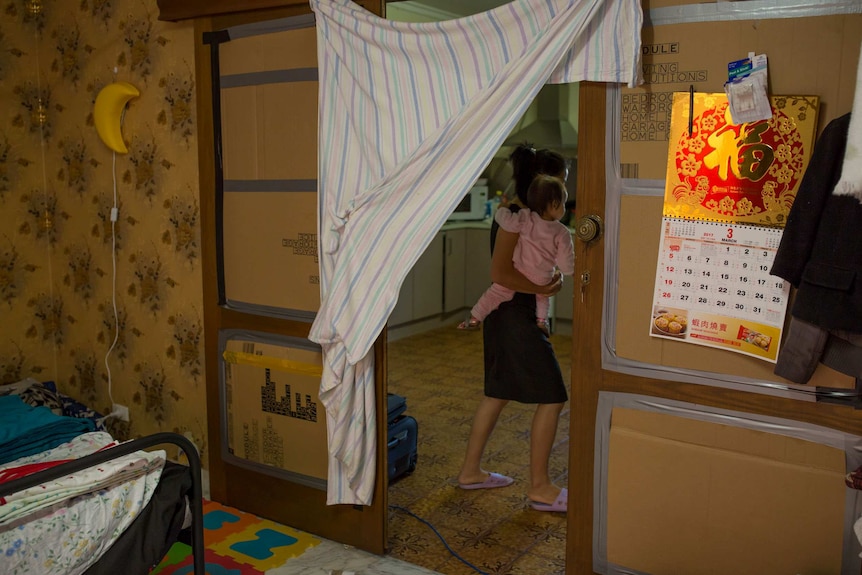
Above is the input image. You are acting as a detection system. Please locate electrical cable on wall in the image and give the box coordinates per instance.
[93,73,139,424]
[102,147,120,419]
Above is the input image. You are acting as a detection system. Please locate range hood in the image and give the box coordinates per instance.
[503,83,579,149]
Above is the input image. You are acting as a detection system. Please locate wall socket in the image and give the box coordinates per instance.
[112,403,130,422]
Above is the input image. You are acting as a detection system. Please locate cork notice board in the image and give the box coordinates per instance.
[218,24,320,316]
[221,335,327,485]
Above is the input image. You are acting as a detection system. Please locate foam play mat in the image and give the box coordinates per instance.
[153,500,321,574]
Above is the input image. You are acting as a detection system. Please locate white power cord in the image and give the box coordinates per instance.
[101,149,122,424]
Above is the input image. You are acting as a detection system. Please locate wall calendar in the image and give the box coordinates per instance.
[652,218,788,361]
[650,93,818,362]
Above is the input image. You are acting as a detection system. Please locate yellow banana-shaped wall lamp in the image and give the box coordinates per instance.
[94,81,140,154]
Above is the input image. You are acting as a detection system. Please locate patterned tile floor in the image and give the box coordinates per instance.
[386,324,572,575]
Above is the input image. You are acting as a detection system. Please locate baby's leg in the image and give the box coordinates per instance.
[535,294,551,336]
[458,284,515,330]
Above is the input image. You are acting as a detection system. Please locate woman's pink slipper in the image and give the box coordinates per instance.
[457,317,481,331]
[458,472,513,490]
[529,488,567,512]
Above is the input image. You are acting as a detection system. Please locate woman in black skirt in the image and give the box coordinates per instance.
[457,145,569,513]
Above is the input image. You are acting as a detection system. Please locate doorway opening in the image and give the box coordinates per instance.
[383,3,577,573]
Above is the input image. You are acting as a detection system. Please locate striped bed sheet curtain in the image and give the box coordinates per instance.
[309,0,643,505]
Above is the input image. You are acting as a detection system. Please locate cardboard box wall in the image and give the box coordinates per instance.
[603,4,862,573]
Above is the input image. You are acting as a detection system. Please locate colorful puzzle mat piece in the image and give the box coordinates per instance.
[154,548,263,575]
[151,542,192,574]
[202,500,262,540]
[209,519,321,571]
[154,500,321,574]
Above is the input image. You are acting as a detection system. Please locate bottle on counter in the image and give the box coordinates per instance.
[485,190,503,221]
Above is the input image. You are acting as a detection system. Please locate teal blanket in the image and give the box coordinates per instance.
[0,395,96,465]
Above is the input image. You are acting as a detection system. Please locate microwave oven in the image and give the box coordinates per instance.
[449,185,488,221]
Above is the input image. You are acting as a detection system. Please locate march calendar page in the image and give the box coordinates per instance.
[652,218,788,361]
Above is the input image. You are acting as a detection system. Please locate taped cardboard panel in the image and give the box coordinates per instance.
[223,337,327,481]
[611,407,844,469]
[621,14,862,179]
[657,338,783,381]
[221,86,259,180]
[223,191,319,312]
[221,82,318,180]
[259,82,317,178]
[220,26,317,76]
[616,195,664,363]
[607,407,845,574]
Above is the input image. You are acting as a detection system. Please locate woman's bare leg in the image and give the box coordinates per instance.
[527,401,565,504]
[458,396,508,485]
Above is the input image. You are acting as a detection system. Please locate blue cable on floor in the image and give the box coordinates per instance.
[389,505,490,575]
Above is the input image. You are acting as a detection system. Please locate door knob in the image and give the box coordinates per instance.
[574,215,603,243]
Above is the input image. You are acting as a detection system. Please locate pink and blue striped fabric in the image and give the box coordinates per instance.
[309,0,642,504]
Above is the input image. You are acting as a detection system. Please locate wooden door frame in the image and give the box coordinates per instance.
[567,80,607,574]
[567,82,862,574]
[192,1,390,554]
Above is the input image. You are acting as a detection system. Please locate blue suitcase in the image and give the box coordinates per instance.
[387,394,418,483]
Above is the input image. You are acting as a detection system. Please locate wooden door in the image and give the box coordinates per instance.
[567,82,862,574]
[191,1,389,554]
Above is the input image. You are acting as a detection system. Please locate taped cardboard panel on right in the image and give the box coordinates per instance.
[607,406,847,574]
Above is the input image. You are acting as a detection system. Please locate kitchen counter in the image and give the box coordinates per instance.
[440,219,493,231]
[442,219,577,234]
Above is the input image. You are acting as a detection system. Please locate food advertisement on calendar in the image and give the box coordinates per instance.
[650,93,818,362]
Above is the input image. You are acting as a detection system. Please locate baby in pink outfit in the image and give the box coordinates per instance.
[459,175,574,335]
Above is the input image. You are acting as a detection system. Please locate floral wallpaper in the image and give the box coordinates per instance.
[0,0,208,466]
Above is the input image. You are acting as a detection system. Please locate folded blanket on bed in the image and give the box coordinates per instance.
[0,432,165,575]
[0,432,165,526]
[0,395,95,465]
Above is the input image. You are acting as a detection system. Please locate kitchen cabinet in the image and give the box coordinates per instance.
[464,228,492,307]
[443,228,466,313]
[390,231,444,325]
[413,232,444,318]
[389,272,414,326]
[389,225,493,329]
